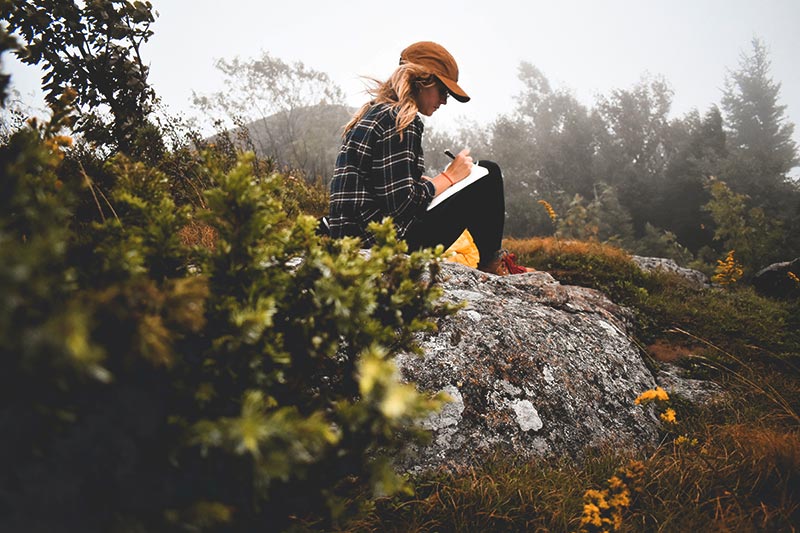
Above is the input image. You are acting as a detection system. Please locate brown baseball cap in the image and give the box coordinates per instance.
[399,41,470,103]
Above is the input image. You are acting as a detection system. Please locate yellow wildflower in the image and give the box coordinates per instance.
[788,271,800,284]
[618,460,645,496]
[607,487,630,509]
[538,199,558,223]
[634,386,669,405]
[579,468,636,532]
[712,250,743,285]
[660,408,677,424]
[581,501,603,528]
[607,475,625,491]
[580,490,611,531]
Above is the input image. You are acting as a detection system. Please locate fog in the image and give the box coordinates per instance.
[5,0,800,162]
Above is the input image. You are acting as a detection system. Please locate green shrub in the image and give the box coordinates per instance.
[0,113,452,531]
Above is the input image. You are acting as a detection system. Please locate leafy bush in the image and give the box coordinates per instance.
[0,110,452,531]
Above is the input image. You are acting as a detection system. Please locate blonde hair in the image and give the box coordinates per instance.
[344,62,437,140]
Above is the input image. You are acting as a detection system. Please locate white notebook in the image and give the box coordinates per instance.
[427,164,489,211]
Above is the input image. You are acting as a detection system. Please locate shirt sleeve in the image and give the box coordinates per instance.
[370,118,434,226]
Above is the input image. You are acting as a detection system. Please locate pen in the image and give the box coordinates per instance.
[444,149,455,160]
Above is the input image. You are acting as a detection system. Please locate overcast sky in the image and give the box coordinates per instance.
[5,0,800,170]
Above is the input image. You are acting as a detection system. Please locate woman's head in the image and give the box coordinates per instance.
[399,41,470,104]
[345,42,469,136]
[412,73,449,117]
[378,61,450,118]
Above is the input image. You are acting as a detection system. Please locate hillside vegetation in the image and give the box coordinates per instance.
[344,238,800,532]
[1,3,799,532]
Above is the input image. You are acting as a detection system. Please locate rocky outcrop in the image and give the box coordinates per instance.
[752,258,800,298]
[631,255,709,287]
[396,263,709,471]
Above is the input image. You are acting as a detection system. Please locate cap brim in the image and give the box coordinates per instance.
[436,75,470,103]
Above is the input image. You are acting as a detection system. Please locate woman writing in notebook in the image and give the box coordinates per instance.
[328,41,530,275]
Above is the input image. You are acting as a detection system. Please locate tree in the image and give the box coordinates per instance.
[423,119,492,178]
[1,0,158,153]
[0,24,18,106]
[654,106,727,254]
[557,194,597,241]
[593,75,675,236]
[588,183,635,247]
[492,63,595,237]
[720,37,800,262]
[491,113,546,237]
[632,223,693,265]
[703,177,782,275]
[721,37,798,200]
[193,51,347,182]
[512,62,596,199]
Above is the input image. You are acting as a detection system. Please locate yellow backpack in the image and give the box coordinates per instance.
[444,229,479,268]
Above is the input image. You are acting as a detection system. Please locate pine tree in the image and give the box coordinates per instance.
[721,38,798,200]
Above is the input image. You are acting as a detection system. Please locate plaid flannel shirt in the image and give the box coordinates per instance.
[329,103,435,246]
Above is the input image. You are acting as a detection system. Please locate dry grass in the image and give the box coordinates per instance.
[646,340,697,363]
[632,422,800,531]
[338,453,601,532]
[334,418,800,532]
[505,236,634,265]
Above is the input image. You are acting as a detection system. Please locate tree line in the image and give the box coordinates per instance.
[424,39,799,276]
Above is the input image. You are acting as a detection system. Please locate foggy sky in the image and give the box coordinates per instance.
[4,0,800,175]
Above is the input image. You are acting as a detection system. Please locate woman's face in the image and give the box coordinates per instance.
[416,79,449,116]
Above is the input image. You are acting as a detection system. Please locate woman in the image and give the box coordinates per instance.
[328,41,529,275]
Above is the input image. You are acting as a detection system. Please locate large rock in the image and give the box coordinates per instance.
[631,255,709,287]
[396,263,688,471]
[752,258,800,298]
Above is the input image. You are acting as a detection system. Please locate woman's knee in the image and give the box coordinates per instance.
[478,160,503,180]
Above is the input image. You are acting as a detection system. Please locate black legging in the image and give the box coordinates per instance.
[404,160,505,269]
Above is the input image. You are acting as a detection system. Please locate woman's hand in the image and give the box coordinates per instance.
[445,148,473,183]
[426,148,475,198]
